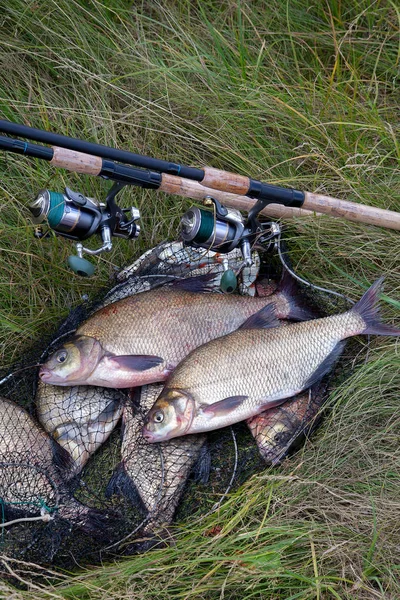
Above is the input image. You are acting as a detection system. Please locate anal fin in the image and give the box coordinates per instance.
[303,341,346,389]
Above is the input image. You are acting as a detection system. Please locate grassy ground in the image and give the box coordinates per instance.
[0,0,399,597]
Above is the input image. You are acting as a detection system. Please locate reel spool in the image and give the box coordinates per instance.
[180,196,281,293]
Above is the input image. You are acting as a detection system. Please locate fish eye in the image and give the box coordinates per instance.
[153,410,164,423]
[56,350,68,363]
[274,431,289,444]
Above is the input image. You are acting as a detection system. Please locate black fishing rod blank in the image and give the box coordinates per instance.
[0,135,162,188]
[0,118,305,207]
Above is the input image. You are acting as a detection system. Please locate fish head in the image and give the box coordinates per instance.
[260,420,295,448]
[253,414,301,462]
[142,389,195,442]
[39,335,104,386]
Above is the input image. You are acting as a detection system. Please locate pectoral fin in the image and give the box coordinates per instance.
[201,395,248,416]
[104,354,164,372]
[51,438,74,471]
[171,273,218,293]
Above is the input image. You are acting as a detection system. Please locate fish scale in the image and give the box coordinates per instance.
[172,317,342,404]
[36,381,124,476]
[143,278,400,441]
[78,288,287,363]
[0,396,110,533]
[106,384,207,533]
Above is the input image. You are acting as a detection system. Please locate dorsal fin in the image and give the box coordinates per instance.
[239,304,280,330]
[275,269,317,321]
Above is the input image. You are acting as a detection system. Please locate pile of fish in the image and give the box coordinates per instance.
[1,240,399,558]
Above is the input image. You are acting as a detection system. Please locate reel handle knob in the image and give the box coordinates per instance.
[220,269,237,293]
[67,255,95,277]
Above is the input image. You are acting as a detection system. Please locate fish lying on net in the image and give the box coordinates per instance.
[0,396,111,537]
[106,384,209,550]
[246,379,329,465]
[39,270,313,389]
[116,242,260,291]
[143,278,400,441]
[0,238,341,563]
[102,243,260,306]
[36,381,125,477]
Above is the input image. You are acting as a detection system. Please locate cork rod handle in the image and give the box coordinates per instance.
[303,191,400,231]
[160,175,317,219]
[161,174,400,230]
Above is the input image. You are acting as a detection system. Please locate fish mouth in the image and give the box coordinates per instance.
[142,427,157,443]
[141,426,166,443]
[39,368,66,384]
[39,368,53,381]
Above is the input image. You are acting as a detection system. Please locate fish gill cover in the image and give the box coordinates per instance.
[0,239,356,569]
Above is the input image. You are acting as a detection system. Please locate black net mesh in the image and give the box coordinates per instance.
[0,238,357,567]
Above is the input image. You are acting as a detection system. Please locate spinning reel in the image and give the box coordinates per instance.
[27,176,279,287]
[180,196,281,292]
[29,182,140,276]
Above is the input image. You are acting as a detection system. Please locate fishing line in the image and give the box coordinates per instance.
[208,426,238,516]
[0,363,41,387]
[38,330,77,362]
[276,233,355,306]
[276,231,371,363]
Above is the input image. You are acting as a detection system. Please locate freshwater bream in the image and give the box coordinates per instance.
[246,380,329,465]
[143,278,400,441]
[106,384,208,532]
[0,396,110,533]
[36,381,124,476]
[39,272,310,388]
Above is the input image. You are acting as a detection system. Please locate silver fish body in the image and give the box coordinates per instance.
[0,396,107,532]
[39,270,307,389]
[106,384,207,531]
[36,381,124,476]
[143,278,400,441]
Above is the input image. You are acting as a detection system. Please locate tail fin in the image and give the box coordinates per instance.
[105,462,147,514]
[275,269,317,322]
[353,277,400,336]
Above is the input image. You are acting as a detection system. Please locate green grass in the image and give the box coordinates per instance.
[0,0,399,598]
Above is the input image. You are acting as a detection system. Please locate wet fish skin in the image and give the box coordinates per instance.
[143,278,400,441]
[0,396,111,534]
[36,380,124,476]
[106,384,208,531]
[247,380,328,465]
[40,270,309,388]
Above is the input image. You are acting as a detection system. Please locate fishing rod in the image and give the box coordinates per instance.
[0,119,399,279]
